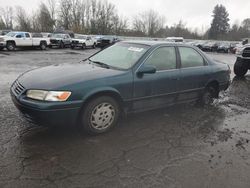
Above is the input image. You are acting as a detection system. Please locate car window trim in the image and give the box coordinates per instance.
[136,45,179,73]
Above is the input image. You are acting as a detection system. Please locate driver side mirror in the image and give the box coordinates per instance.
[137,65,156,77]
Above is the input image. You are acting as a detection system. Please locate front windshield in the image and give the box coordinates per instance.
[6,32,17,37]
[89,43,150,69]
[51,34,64,38]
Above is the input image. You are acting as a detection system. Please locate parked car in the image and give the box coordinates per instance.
[98,35,118,48]
[93,35,103,46]
[41,32,52,38]
[230,42,241,54]
[49,33,72,48]
[71,34,97,49]
[217,42,230,53]
[234,44,250,77]
[10,41,230,134]
[166,37,184,43]
[194,40,207,50]
[0,30,11,36]
[201,41,219,52]
[0,31,48,51]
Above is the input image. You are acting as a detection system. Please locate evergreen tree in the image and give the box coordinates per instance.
[209,4,230,39]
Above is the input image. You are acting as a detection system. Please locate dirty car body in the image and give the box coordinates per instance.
[10,41,231,133]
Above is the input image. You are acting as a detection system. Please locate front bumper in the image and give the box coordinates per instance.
[71,43,83,47]
[11,93,82,127]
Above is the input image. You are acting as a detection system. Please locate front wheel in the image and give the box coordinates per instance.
[6,42,15,51]
[81,96,120,135]
[234,58,248,77]
[199,86,217,106]
[92,43,96,49]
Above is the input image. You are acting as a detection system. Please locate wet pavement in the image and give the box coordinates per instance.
[0,49,250,188]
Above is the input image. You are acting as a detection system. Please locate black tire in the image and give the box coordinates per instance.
[199,86,217,106]
[6,41,15,51]
[92,43,96,49]
[82,43,86,50]
[40,42,47,50]
[71,45,75,49]
[59,41,64,49]
[81,96,120,135]
[234,58,248,77]
[0,47,3,51]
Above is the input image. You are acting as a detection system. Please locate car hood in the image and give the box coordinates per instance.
[72,39,86,42]
[0,36,13,40]
[18,62,124,90]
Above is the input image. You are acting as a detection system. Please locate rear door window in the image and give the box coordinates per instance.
[25,33,30,38]
[179,47,204,68]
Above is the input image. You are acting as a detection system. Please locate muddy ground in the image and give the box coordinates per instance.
[0,48,250,188]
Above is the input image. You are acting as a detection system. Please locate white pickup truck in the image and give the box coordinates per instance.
[0,31,49,51]
[71,34,97,49]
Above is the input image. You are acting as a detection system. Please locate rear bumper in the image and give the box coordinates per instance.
[11,94,82,126]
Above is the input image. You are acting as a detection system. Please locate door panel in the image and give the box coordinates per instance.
[178,66,210,101]
[177,47,210,102]
[133,46,179,111]
[23,33,32,46]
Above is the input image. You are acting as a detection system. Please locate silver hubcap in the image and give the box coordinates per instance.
[90,102,115,130]
[8,44,14,50]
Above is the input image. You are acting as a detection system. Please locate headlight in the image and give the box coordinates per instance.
[26,90,71,102]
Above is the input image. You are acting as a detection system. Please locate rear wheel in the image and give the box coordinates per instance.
[234,58,248,77]
[40,42,47,50]
[199,86,218,106]
[6,42,15,51]
[80,96,120,135]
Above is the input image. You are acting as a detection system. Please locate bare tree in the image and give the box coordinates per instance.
[15,6,31,31]
[0,6,14,29]
[58,0,73,30]
[133,10,165,37]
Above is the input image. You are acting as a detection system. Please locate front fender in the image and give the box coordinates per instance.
[82,87,122,102]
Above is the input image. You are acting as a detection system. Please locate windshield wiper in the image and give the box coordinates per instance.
[88,58,110,69]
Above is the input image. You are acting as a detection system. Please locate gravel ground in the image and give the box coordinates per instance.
[0,48,250,188]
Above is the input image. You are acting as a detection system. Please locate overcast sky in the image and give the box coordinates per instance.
[0,0,250,32]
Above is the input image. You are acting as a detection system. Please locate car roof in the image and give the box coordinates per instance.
[121,40,184,47]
